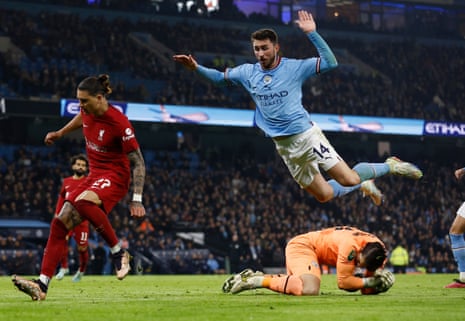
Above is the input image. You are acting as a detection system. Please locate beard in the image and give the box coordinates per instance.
[260,52,278,70]
[73,169,86,177]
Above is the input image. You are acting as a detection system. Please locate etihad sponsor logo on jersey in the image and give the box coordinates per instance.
[255,91,288,101]
[122,128,135,141]
[254,90,289,107]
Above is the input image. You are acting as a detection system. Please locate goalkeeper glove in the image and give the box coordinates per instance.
[363,269,395,293]
[374,269,395,293]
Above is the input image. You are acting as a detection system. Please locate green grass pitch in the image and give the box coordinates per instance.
[1,273,464,321]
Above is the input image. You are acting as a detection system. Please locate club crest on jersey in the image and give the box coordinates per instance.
[98,129,105,141]
[263,75,272,85]
[348,250,355,261]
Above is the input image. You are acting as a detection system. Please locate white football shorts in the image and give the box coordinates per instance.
[273,123,341,188]
[457,202,465,218]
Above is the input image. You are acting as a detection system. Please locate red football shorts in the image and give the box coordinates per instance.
[67,172,130,214]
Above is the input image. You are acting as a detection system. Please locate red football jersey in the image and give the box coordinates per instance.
[55,175,86,215]
[81,105,139,183]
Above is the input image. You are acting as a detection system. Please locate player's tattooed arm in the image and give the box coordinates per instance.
[127,148,146,199]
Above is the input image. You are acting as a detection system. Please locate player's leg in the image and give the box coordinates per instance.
[323,160,386,205]
[12,202,81,300]
[72,221,90,282]
[273,127,342,203]
[282,235,321,295]
[275,125,384,204]
[227,235,321,296]
[72,181,131,280]
[445,203,465,288]
[311,124,420,200]
[56,232,72,280]
[303,169,383,205]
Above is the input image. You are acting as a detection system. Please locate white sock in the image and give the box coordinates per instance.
[251,276,264,288]
[39,274,50,286]
[110,244,121,254]
[459,272,465,282]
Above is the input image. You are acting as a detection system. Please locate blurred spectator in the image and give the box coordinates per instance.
[206,253,225,274]
[389,244,409,273]
[90,240,107,275]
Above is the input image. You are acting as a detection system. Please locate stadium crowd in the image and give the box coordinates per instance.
[0,1,463,276]
[0,4,464,121]
[0,140,460,275]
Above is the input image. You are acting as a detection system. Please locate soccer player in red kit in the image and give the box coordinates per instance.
[54,154,90,282]
[12,74,146,300]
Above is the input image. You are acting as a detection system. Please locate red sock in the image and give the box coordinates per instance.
[41,218,69,278]
[60,242,69,269]
[79,248,89,273]
[74,200,119,247]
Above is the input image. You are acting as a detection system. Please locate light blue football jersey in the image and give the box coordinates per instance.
[226,57,319,137]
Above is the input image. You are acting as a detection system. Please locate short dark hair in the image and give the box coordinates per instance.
[362,242,387,271]
[251,28,278,44]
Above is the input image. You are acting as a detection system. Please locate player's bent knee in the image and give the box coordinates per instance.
[306,188,332,203]
[57,202,82,230]
[284,276,305,295]
[300,275,320,296]
[314,192,334,203]
[338,172,361,186]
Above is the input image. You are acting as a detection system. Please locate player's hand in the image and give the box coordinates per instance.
[374,269,395,293]
[455,168,465,180]
[129,201,146,218]
[295,10,316,34]
[173,54,198,71]
[44,131,62,146]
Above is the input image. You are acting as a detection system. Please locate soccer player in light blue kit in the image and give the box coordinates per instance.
[173,10,422,206]
[445,166,465,288]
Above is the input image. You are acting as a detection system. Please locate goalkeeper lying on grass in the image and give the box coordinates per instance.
[223,226,395,296]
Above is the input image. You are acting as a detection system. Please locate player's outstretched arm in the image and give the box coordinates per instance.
[296,10,337,73]
[173,54,198,71]
[455,167,465,180]
[295,10,316,34]
[44,113,83,145]
[174,54,227,85]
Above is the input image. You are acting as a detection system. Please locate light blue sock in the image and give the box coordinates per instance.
[353,162,390,182]
[328,180,360,198]
[450,233,465,272]
[328,162,390,198]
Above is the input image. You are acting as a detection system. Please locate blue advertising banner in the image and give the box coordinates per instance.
[310,114,424,136]
[125,103,255,127]
[60,99,428,136]
[60,99,127,117]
